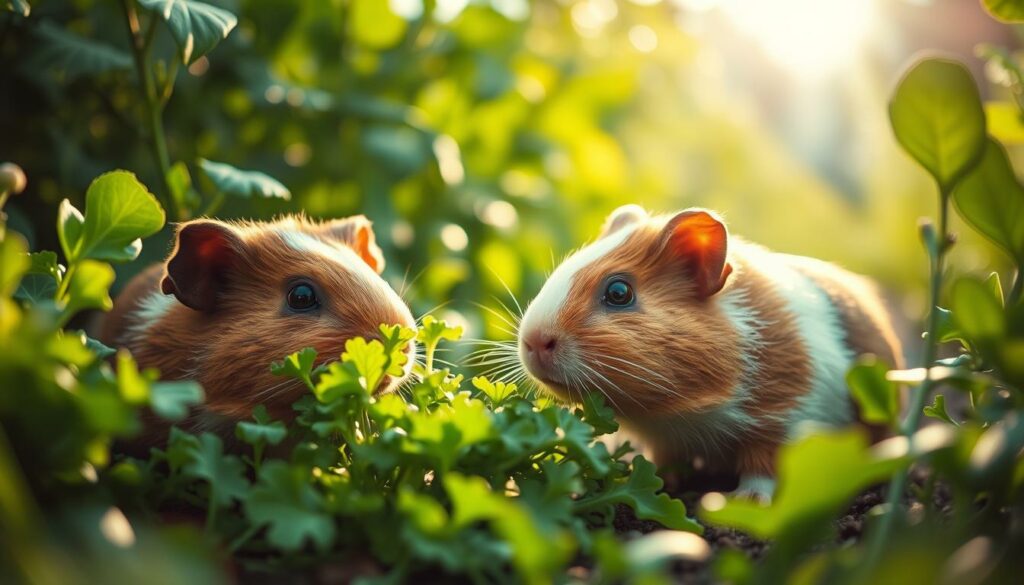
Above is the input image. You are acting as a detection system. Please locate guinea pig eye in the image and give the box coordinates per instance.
[287,283,318,312]
[603,279,635,308]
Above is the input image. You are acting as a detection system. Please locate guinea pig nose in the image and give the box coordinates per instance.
[523,330,558,357]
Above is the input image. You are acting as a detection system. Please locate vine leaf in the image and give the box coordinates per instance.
[198,159,290,200]
[138,0,238,65]
[27,22,131,81]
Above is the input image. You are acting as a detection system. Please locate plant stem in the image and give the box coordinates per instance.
[120,0,181,221]
[866,188,952,565]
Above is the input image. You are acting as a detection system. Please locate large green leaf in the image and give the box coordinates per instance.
[137,0,238,65]
[950,277,1006,342]
[575,457,701,533]
[27,22,132,81]
[0,233,29,298]
[983,0,1024,22]
[14,251,61,303]
[700,430,907,539]
[198,159,290,200]
[62,171,165,264]
[953,137,1024,265]
[245,461,334,552]
[846,357,899,427]
[61,259,114,318]
[889,58,987,192]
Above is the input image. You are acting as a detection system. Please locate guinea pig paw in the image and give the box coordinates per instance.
[733,475,775,505]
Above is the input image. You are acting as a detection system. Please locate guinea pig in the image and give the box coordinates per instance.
[99,215,416,444]
[516,205,903,499]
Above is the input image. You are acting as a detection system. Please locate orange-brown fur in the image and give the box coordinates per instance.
[100,216,415,445]
[520,206,904,484]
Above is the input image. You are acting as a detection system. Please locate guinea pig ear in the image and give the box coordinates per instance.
[160,220,242,312]
[660,209,733,300]
[600,204,648,238]
[320,215,385,274]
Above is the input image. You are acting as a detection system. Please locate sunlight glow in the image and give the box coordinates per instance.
[720,0,878,77]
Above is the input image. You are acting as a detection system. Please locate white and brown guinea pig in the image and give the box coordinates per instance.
[99,215,416,443]
[517,205,903,499]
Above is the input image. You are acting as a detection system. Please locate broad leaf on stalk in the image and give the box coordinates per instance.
[847,357,900,427]
[580,457,700,533]
[700,430,908,539]
[59,171,165,264]
[180,433,249,509]
[61,260,114,319]
[953,137,1024,267]
[270,347,317,390]
[983,0,1024,22]
[950,277,1006,342]
[137,0,238,65]
[236,405,287,446]
[198,159,290,200]
[889,58,986,192]
[26,22,131,81]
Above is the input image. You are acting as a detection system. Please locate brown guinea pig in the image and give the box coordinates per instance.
[99,215,416,444]
[516,205,903,500]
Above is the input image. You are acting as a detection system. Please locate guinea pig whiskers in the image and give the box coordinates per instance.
[482,267,525,321]
[600,354,674,385]
[598,360,681,399]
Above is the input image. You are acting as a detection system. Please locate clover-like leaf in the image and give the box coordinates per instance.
[924,394,957,425]
[953,137,1024,266]
[245,461,335,552]
[151,380,204,420]
[846,357,900,427]
[472,376,517,406]
[27,22,132,81]
[138,0,238,65]
[889,58,986,192]
[343,337,388,392]
[181,433,249,509]
[378,323,416,376]
[61,171,165,264]
[236,405,287,447]
[270,347,317,390]
[416,315,463,348]
[199,158,290,200]
[576,457,700,533]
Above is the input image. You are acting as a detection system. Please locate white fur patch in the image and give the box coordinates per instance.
[735,475,776,502]
[521,224,639,333]
[758,253,855,435]
[126,291,176,340]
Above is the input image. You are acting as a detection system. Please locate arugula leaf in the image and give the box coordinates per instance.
[245,461,334,552]
[576,456,701,533]
[181,433,249,510]
[924,394,958,425]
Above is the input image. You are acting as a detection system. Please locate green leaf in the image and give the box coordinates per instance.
[116,349,153,405]
[82,334,116,359]
[472,376,517,406]
[245,461,334,552]
[166,161,201,214]
[314,360,366,404]
[270,347,317,390]
[181,433,249,509]
[953,137,1024,266]
[344,337,388,393]
[198,159,290,200]
[416,315,463,348]
[984,101,1024,145]
[889,58,986,192]
[14,251,62,303]
[950,277,1006,342]
[924,394,957,425]
[576,457,701,533]
[236,405,287,446]
[700,430,907,539]
[445,473,573,584]
[151,381,204,420]
[846,357,900,427]
[137,0,238,65]
[348,0,407,50]
[61,260,114,318]
[0,233,29,298]
[985,271,1006,306]
[983,0,1024,22]
[579,393,619,435]
[64,171,165,264]
[378,323,416,376]
[27,22,132,81]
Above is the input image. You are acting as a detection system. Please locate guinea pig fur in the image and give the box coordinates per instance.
[517,205,903,499]
[99,215,416,444]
